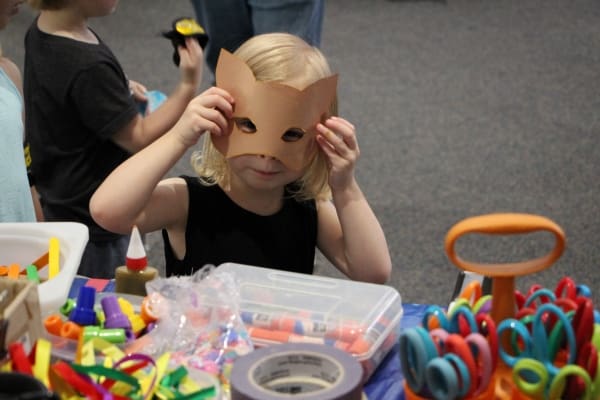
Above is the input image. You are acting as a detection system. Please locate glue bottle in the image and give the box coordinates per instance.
[115,226,158,296]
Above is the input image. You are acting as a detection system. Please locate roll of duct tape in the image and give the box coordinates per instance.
[230,343,364,400]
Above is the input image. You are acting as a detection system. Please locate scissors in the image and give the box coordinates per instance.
[452,281,493,315]
[399,323,495,398]
[565,341,599,398]
[413,306,497,395]
[554,275,592,299]
[543,296,595,362]
[498,303,596,398]
[427,329,493,398]
[422,304,499,363]
[571,297,595,351]
[498,303,577,367]
[399,326,439,394]
[523,287,557,310]
[515,275,586,311]
[422,305,478,334]
[513,358,594,400]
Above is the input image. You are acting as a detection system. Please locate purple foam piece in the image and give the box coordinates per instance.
[101,295,132,330]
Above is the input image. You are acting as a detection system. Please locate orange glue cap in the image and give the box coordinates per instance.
[126,226,147,271]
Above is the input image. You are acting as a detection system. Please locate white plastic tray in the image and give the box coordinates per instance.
[0,222,88,315]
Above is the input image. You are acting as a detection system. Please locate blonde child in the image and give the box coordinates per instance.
[91,33,391,284]
[24,0,203,277]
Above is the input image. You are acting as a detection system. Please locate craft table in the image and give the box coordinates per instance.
[68,277,422,400]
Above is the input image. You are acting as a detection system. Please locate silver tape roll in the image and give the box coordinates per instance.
[230,343,364,400]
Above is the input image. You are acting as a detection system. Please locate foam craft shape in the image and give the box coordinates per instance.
[212,49,338,171]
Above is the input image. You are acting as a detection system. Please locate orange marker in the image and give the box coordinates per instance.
[247,326,291,343]
[325,322,365,342]
[8,263,20,279]
[23,251,49,273]
[248,327,350,349]
[347,336,372,355]
[18,252,48,276]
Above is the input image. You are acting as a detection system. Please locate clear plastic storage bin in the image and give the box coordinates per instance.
[219,263,403,381]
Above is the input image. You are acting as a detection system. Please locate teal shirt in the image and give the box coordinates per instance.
[0,66,35,222]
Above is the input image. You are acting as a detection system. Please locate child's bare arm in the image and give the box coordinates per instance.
[315,117,392,283]
[112,38,204,153]
[90,87,234,235]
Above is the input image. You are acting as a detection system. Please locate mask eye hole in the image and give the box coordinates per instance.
[234,117,257,133]
[281,128,305,142]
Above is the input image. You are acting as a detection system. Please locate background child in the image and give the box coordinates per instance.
[190,0,324,77]
[24,0,203,278]
[0,0,40,222]
[91,33,391,284]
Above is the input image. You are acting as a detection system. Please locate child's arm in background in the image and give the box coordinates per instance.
[2,57,45,222]
[315,117,392,284]
[111,38,204,153]
[90,87,234,235]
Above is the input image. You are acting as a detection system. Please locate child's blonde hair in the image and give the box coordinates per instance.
[191,33,336,201]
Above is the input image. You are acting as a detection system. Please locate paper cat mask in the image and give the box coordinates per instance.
[212,49,338,171]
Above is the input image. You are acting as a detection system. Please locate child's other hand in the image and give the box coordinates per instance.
[316,116,360,191]
[173,86,234,147]
[128,79,148,102]
[178,37,203,88]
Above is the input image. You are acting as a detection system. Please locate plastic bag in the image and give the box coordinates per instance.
[131,265,253,392]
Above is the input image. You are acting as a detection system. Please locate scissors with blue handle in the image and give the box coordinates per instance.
[400,325,494,398]
[422,305,449,332]
[497,303,577,369]
[499,303,588,398]
[423,304,499,365]
[447,305,479,335]
[426,353,471,400]
[546,296,595,361]
[422,304,479,336]
[577,283,591,298]
[399,326,439,394]
[425,332,480,398]
[523,287,556,310]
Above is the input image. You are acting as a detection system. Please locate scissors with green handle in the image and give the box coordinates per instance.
[498,303,598,398]
[513,359,594,400]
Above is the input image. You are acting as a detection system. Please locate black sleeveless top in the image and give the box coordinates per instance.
[162,176,317,276]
